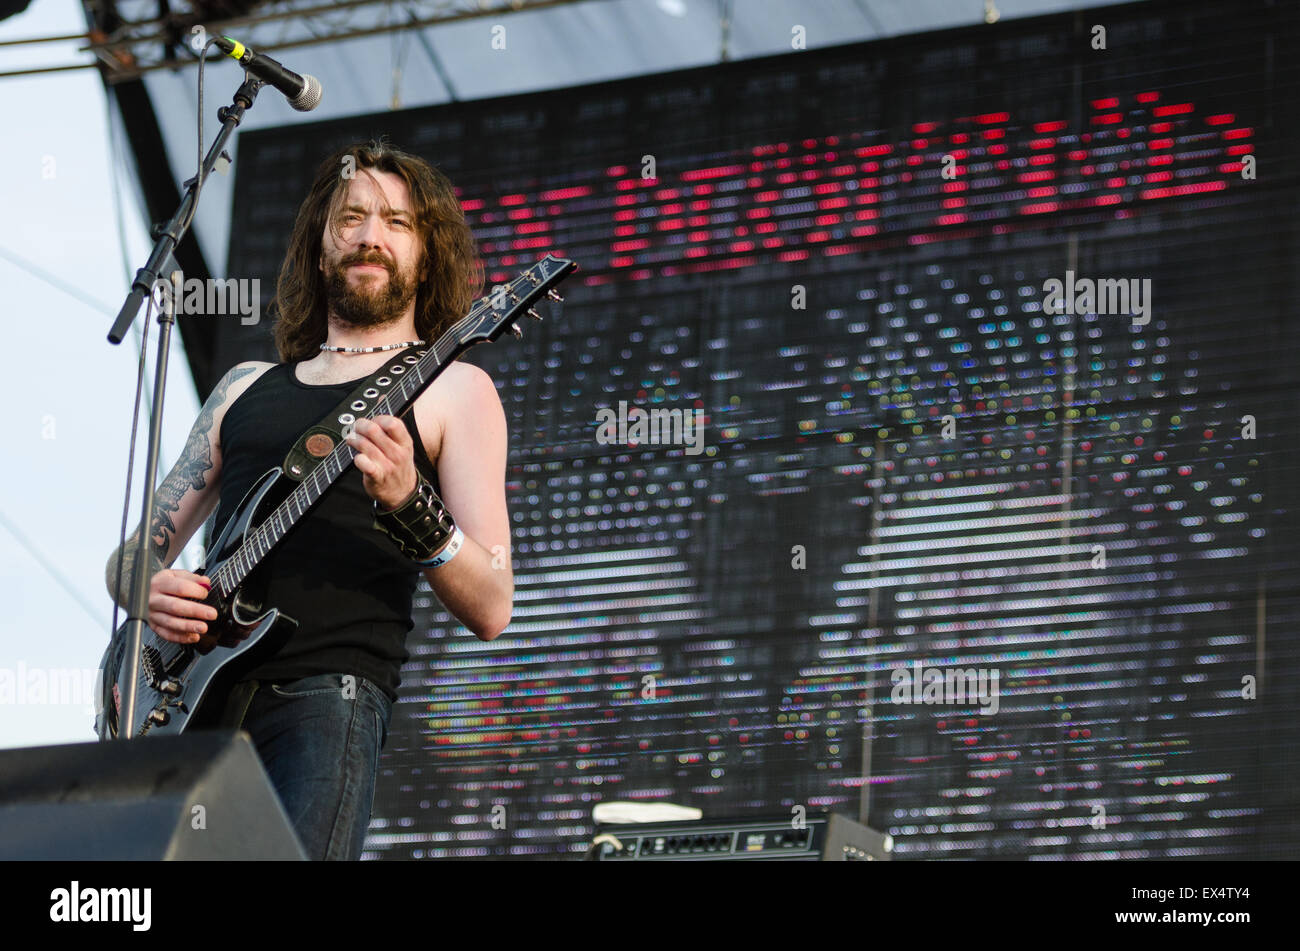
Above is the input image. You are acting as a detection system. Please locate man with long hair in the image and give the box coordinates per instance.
[104,140,513,860]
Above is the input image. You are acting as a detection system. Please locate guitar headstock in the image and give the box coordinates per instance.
[456,254,578,345]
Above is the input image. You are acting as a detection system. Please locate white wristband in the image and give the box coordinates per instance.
[417,527,464,568]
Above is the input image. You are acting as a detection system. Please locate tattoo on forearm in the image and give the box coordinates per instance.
[106,365,255,601]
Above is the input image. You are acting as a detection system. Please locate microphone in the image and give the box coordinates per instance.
[212,35,323,112]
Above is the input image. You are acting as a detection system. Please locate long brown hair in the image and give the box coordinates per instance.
[271,139,484,362]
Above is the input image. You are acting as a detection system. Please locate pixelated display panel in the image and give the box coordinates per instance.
[223,0,1300,858]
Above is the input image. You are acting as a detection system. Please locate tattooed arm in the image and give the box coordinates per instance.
[104,363,266,608]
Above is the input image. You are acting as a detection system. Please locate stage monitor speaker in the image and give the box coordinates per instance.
[0,729,306,860]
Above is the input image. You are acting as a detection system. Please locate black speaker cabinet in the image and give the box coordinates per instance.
[0,730,306,860]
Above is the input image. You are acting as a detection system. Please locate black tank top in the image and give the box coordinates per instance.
[210,361,441,701]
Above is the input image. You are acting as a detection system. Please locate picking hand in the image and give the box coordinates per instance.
[147,569,217,644]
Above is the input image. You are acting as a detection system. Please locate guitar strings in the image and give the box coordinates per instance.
[212,266,536,598]
[144,261,560,688]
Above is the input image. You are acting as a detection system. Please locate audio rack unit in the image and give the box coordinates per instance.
[589,811,892,861]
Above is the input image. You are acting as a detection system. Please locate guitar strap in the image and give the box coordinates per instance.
[280,344,433,483]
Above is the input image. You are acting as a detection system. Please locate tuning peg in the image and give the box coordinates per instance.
[527,308,542,321]
[547,289,564,302]
[509,324,523,339]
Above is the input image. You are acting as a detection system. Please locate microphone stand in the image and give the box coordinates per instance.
[107,75,264,739]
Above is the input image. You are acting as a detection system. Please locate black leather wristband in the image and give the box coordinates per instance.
[372,475,457,562]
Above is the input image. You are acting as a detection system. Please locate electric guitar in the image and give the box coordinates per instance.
[97,254,576,740]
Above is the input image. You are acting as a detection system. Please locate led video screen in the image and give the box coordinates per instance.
[224,0,1300,858]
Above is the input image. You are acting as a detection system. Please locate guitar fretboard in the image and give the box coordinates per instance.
[207,254,571,598]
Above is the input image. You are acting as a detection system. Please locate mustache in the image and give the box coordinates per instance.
[339,252,393,272]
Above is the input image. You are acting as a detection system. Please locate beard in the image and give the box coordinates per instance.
[323,251,419,328]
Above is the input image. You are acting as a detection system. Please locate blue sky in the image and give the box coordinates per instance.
[0,0,203,747]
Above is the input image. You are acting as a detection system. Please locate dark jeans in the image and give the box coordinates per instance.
[215,672,393,861]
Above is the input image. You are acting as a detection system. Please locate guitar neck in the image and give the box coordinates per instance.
[214,334,460,596]
[208,253,575,599]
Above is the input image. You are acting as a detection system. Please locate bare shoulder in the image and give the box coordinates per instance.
[412,361,503,462]
[444,362,506,447]
[412,360,496,410]
[222,360,277,397]
[213,360,276,403]
[448,360,500,402]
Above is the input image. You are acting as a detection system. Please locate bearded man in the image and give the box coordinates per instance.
[104,140,512,860]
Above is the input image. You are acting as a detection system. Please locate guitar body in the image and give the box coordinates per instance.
[97,467,300,740]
